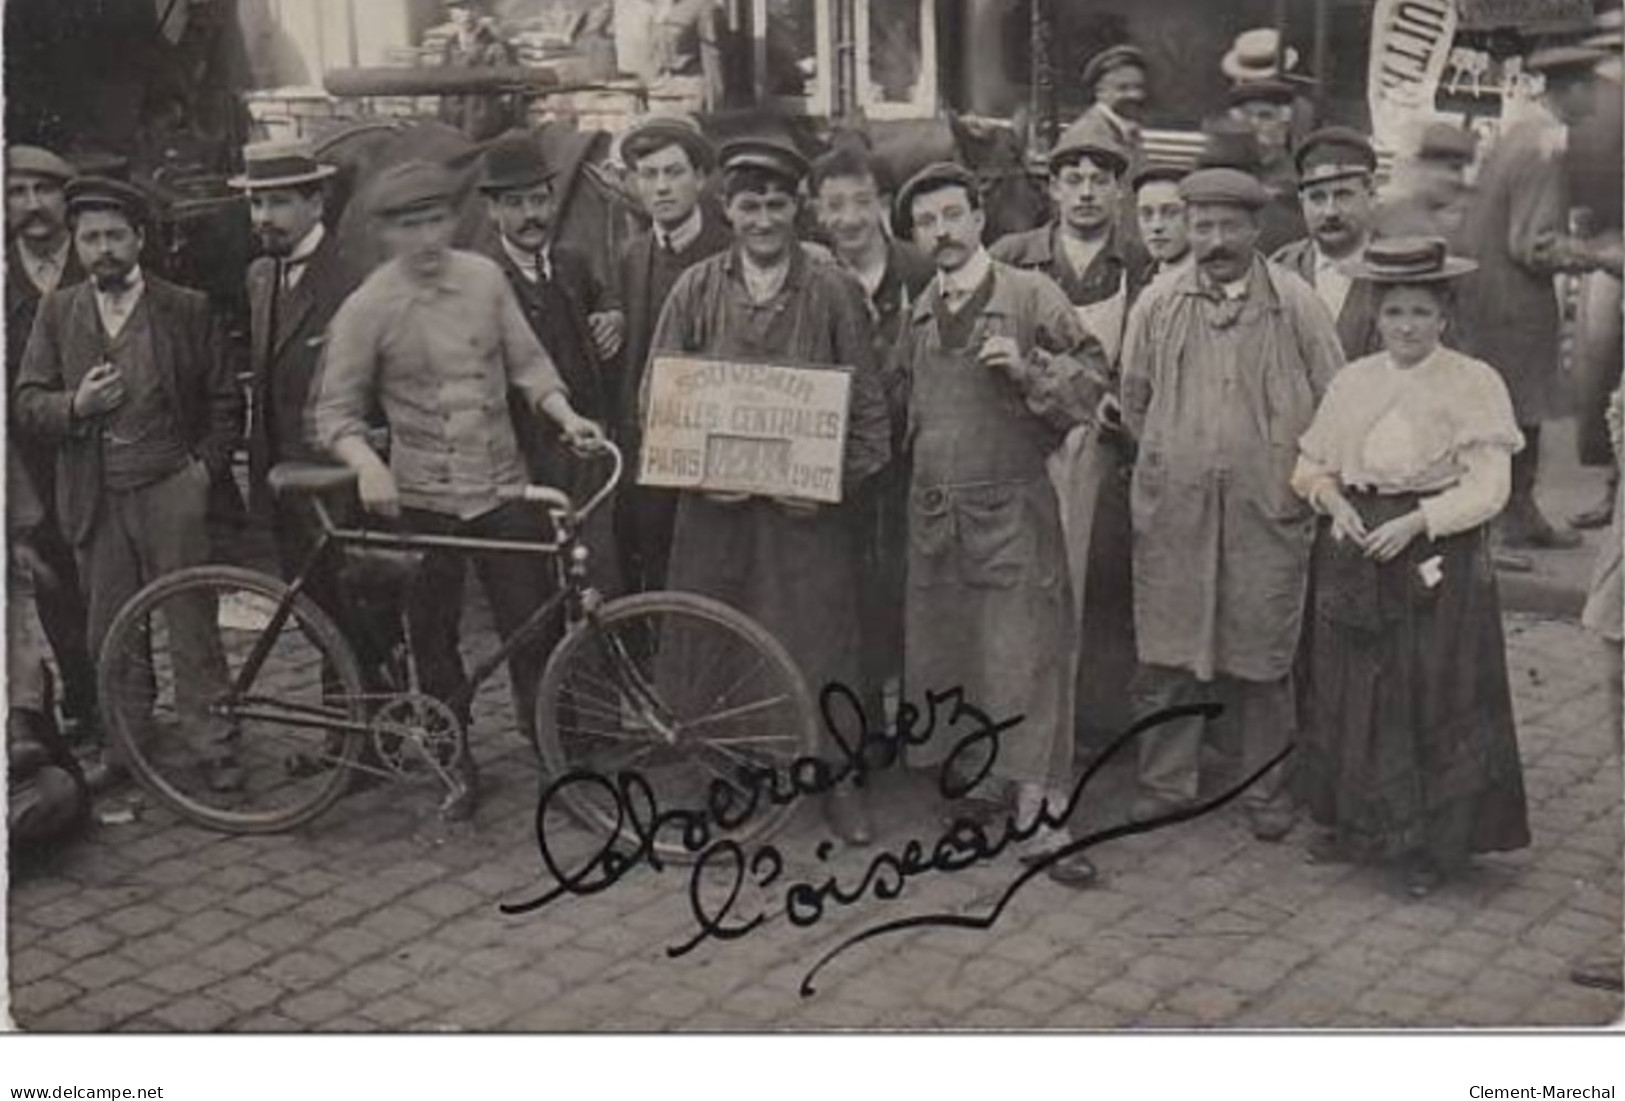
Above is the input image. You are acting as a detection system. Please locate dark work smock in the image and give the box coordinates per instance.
[648,244,890,707]
[890,262,1104,788]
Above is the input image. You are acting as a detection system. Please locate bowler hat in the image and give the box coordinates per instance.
[228,139,337,190]
[6,145,77,184]
[718,136,809,185]
[1340,235,1476,282]
[1415,123,1476,165]
[1221,28,1300,83]
[1048,114,1130,177]
[478,131,555,193]
[367,160,458,218]
[1294,126,1377,188]
[64,175,152,225]
[893,161,979,236]
[1179,167,1269,211]
[1081,45,1147,93]
[1227,78,1296,107]
[620,114,715,171]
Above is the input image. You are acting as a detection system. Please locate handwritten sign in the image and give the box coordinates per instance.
[1368,0,1458,152]
[1456,0,1592,31]
[638,355,852,504]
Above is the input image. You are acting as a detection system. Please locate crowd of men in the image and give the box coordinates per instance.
[6,18,1622,916]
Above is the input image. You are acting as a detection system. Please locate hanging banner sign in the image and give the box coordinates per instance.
[1368,0,1459,150]
[638,355,852,504]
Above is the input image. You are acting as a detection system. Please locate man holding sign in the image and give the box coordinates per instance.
[645,136,892,845]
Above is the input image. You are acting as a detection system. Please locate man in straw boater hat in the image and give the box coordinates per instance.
[1453,44,1609,559]
[1118,167,1346,843]
[646,134,892,846]
[1271,126,1387,359]
[14,176,244,793]
[312,160,606,819]
[614,114,730,596]
[5,144,99,747]
[887,161,1109,888]
[475,130,622,595]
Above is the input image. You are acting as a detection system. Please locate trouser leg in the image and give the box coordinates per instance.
[80,494,146,763]
[31,519,97,726]
[467,502,557,748]
[400,510,473,723]
[1131,664,1206,806]
[1231,674,1295,813]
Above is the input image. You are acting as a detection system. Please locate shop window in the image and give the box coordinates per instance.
[857,0,937,118]
[755,0,831,113]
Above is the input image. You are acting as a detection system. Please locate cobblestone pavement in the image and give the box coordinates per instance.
[6,611,1621,1031]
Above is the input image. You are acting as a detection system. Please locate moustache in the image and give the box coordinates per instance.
[1198,246,1239,262]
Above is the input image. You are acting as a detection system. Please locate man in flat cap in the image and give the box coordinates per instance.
[5,144,98,745]
[615,115,730,596]
[646,136,891,845]
[1132,165,1193,285]
[1454,46,1608,555]
[1119,167,1345,842]
[14,176,244,791]
[887,161,1110,887]
[991,117,1151,738]
[478,130,621,584]
[1076,45,1150,181]
[1196,116,1308,255]
[1374,122,1476,241]
[1271,127,1385,358]
[313,159,606,818]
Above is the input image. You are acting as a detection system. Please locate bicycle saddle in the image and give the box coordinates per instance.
[267,462,359,497]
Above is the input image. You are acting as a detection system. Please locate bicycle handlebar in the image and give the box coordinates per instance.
[495,439,624,524]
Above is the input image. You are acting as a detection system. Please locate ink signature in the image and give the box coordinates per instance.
[501,684,1290,997]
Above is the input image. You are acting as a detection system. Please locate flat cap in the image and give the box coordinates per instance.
[893,161,978,236]
[1179,167,1269,210]
[7,145,77,183]
[620,114,715,171]
[1228,78,1296,107]
[1048,113,1130,176]
[64,175,152,224]
[367,160,458,218]
[718,136,809,185]
[1081,45,1148,92]
[478,131,555,193]
[1132,163,1188,191]
[1294,126,1377,187]
[1416,122,1476,164]
[1526,45,1606,76]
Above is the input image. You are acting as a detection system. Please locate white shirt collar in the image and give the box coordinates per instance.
[655,206,704,253]
[500,234,552,282]
[94,265,145,338]
[938,246,992,307]
[1060,229,1108,277]
[286,222,325,266]
[17,236,70,295]
[1219,275,1249,300]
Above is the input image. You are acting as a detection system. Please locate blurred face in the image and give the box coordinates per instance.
[73,208,143,290]
[1188,201,1260,284]
[1300,174,1374,258]
[910,185,985,273]
[1546,74,1599,126]
[631,142,704,230]
[1095,65,1148,120]
[1136,180,1188,263]
[723,183,798,265]
[1414,158,1468,204]
[7,173,68,246]
[1232,100,1292,158]
[248,186,323,257]
[1376,284,1448,366]
[1049,155,1121,238]
[488,182,555,253]
[379,203,455,279]
[814,172,884,257]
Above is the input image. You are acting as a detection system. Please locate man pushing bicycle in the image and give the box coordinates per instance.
[312,160,605,820]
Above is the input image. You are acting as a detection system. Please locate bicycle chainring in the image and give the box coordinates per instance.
[369,694,465,775]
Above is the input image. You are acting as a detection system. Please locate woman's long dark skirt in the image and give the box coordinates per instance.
[1297,491,1531,868]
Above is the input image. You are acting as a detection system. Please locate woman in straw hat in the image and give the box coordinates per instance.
[1290,237,1531,897]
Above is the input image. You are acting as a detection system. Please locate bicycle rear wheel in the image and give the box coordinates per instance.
[98,565,367,834]
[535,591,819,859]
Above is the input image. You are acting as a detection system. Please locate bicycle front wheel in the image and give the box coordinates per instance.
[535,591,819,858]
[98,565,367,834]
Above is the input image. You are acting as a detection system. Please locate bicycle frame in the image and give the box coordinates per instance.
[225,444,628,737]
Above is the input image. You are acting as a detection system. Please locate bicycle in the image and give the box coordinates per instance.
[96,441,820,857]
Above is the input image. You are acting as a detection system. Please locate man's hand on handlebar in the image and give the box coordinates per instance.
[357,462,401,518]
[560,414,608,454]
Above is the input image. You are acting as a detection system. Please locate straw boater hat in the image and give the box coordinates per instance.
[1341,236,1477,283]
[228,139,338,191]
[1221,28,1300,83]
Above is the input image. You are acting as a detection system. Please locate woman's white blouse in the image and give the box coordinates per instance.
[1293,346,1525,539]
